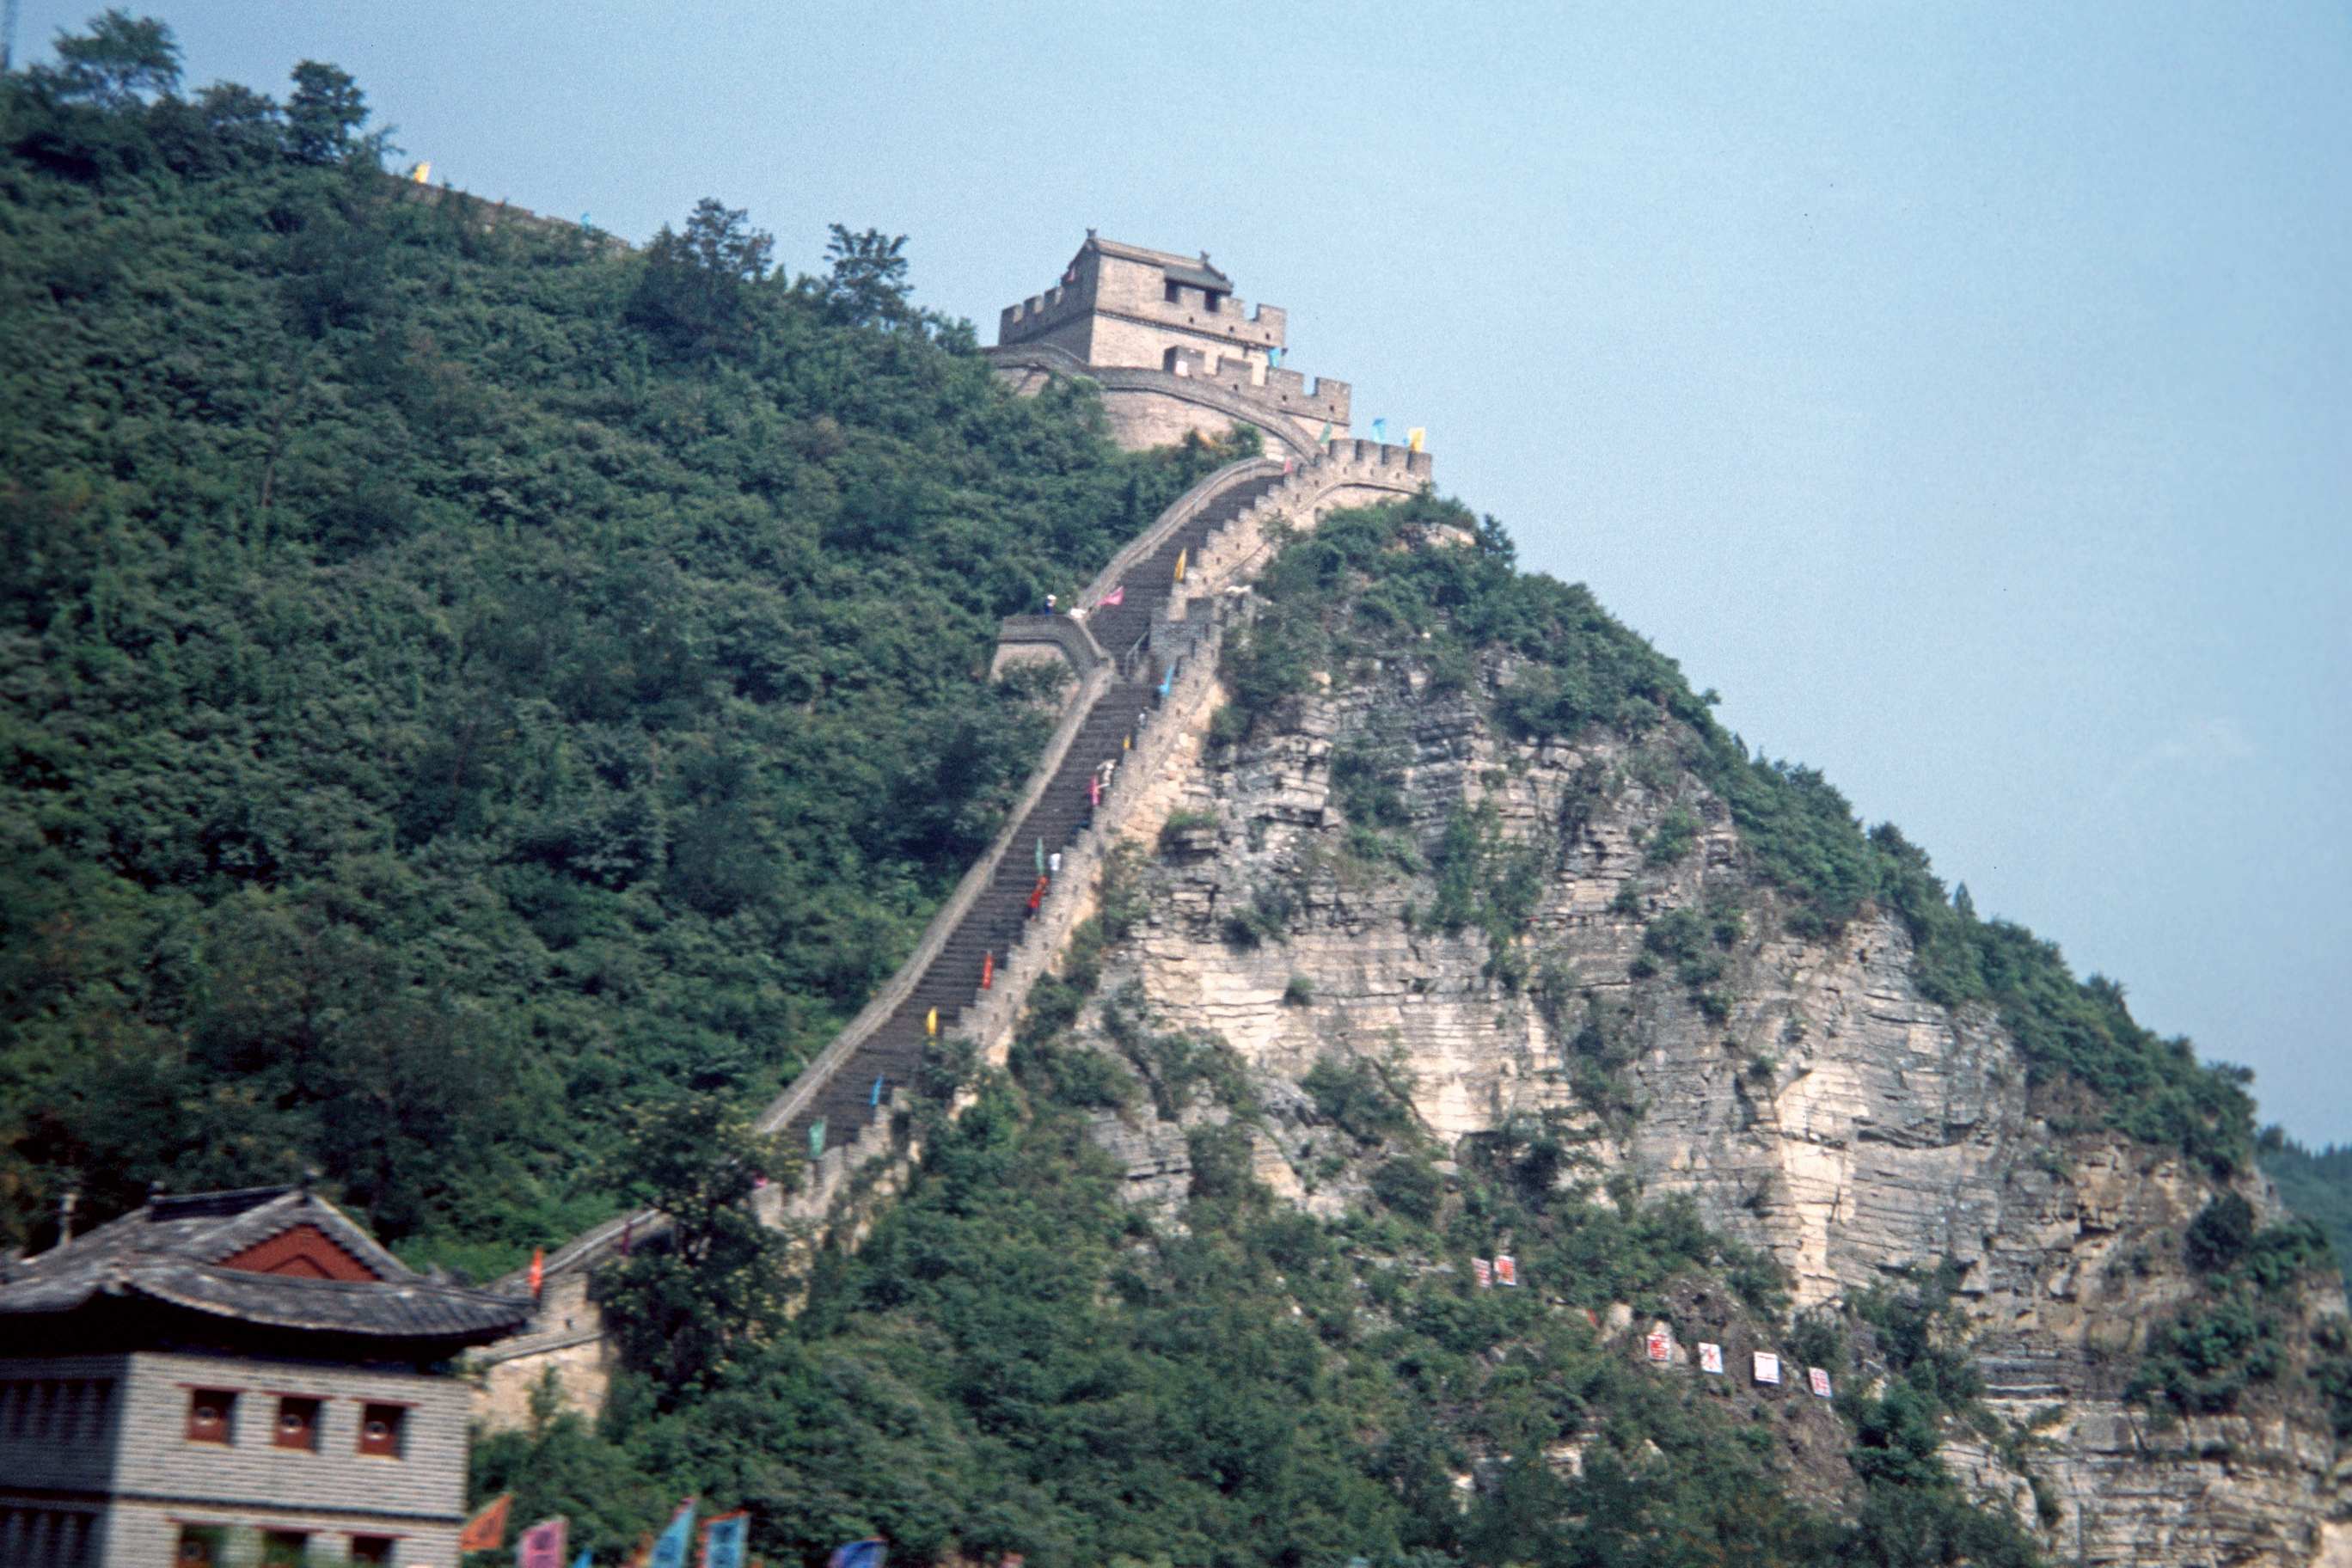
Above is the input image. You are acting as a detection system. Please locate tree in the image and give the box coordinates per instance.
[628,199,775,352]
[36,10,181,108]
[285,60,369,162]
[824,225,911,327]
[593,1097,799,1402]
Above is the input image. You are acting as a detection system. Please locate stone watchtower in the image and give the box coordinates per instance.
[983,234,1351,456]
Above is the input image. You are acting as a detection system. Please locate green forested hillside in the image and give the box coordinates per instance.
[3,21,2322,1568]
[0,30,1241,1264]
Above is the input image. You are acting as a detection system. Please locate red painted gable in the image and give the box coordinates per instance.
[219,1222,381,1282]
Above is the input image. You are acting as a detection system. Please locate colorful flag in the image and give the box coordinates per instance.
[1753,1351,1782,1386]
[925,1007,939,1038]
[1101,585,1124,606]
[1371,419,1387,444]
[412,162,432,184]
[700,1512,749,1568]
[1472,1259,1491,1288]
[1173,549,1186,582]
[519,1518,567,1568]
[827,1542,885,1568]
[1157,670,1172,699]
[1318,422,1333,444]
[528,1248,544,1297]
[1268,347,1283,367]
[650,1503,699,1568]
[1406,427,1425,452]
[1698,1343,1724,1375]
[870,1075,885,1107]
[573,1551,594,1568]
[981,951,994,989]
[1645,1331,1672,1364]
[457,1496,511,1554]
[1493,1254,1516,1286]
[1808,1367,1833,1399]
[809,1119,825,1159]
[1035,838,1044,873]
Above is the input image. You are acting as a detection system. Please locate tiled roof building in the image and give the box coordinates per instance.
[0,1185,530,1568]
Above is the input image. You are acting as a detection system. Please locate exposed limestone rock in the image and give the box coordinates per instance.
[1061,658,2348,1566]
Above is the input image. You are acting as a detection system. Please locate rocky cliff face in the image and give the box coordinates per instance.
[1059,641,2349,1566]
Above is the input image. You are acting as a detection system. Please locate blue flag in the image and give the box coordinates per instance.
[701,1514,748,1568]
[650,1504,697,1568]
[573,1552,594,1568]
[827,1542,885,1568]
[871,1075,885,1107]
[1371,418,1387,444]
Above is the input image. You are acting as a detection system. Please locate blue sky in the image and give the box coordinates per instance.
[19,1,2349,1140]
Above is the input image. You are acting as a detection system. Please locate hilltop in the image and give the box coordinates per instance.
[4,21,2344,1568]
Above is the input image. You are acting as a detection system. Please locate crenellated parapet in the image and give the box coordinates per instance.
[987,235,1363,454]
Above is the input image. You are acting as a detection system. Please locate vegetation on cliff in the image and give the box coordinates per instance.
[1218,493,2259,1174]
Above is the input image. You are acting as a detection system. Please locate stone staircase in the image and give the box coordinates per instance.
[484,438,1437,1341]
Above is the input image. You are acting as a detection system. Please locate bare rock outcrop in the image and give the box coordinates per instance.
[1063,657,2348,1566]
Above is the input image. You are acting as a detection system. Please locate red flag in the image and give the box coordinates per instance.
[528,1247,544,1297]
[981,952,994,989]
[457,1496,511,1554]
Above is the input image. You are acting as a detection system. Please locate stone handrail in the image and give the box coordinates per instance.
[752,657,1113,1137]
[1082,454,1289,607]
[995,612,1109,673]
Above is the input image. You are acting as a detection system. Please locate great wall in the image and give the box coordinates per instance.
[461,235,2352,1568]
[469,233,1432,1423]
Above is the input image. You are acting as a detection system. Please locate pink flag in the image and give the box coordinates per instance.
[519,1518,567,1568]
[1100,585,1124,606]
[1472,1259,1491,1288]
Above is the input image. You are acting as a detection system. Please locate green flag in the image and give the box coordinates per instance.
[1036,837,1044,873]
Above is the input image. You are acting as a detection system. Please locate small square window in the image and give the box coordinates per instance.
[273,1397,320,1451]
[1163,280,1182,303]
[262,1532,309,1568]
[350,1538,396,1567]
[185,1390,236,1444]
[357,1404,406,1458]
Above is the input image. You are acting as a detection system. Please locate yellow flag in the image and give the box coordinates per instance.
[411,162,432,184]
[926,1007,938,1038]
[1407,427,1425,452]
[1173,548,1186,582]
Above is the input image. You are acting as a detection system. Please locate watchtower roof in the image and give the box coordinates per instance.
[1078,235,1232,291]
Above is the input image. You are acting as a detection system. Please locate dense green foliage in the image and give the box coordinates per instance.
[1219,492,2256,1173]
[2125,1191,2343,1432]
[481,1029,2049,1568]
[2260,1134,2352,1289]
[0,34,1245,1261]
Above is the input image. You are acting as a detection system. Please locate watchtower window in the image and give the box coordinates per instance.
[1203,292,1224,314]
[1163,280,1182,303]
